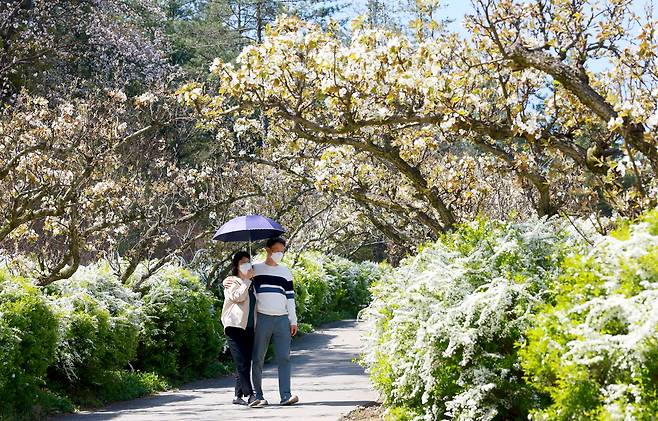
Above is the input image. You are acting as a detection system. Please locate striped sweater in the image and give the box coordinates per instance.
[252,262,297,325]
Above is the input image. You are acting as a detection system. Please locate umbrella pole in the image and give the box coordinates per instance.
[249,240,252,257]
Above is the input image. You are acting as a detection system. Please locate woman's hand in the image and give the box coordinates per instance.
[246,268,255,279]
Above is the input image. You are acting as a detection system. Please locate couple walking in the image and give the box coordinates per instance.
[220,237,299,408]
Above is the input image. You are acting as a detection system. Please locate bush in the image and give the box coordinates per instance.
[46,262,142,387]
[0,273,60,418]
[520,209,658,420]
[291,252,330,325]
[291,252,385,326]
[136,264,226,380]
[361,218,573,421]
[325,258,383,318]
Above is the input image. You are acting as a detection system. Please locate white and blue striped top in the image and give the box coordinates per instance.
[252,262,297,325]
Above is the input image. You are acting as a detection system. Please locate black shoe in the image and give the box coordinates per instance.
[247,395,258,405]
[232,396,247,405]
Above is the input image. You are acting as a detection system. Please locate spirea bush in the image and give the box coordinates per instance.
[291,252,329,325]
[324,257,381,318]
[46,262,142,385]
[137,264,225,380]
[291,252,386,326]
[0,273,59,417]
[361,218,573,421]
[520,209,658,420]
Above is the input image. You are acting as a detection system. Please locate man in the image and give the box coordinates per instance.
[249,237,299,408]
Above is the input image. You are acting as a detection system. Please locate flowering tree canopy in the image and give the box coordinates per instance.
[0,89,250,285]
[1,88,382,285]
[186,0,658,240]
[0,0,171,101]
[1,0,391,285]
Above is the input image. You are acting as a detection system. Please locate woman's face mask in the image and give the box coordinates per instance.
[271,251,284,263]
[239,262,252,274]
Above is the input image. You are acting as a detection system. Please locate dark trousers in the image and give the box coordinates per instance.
[225,326,255,398]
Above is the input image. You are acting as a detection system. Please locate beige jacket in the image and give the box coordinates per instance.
[220,276,256,331]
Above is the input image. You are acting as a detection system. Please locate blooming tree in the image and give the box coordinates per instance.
[0,88,259,286]
[186,116,396,269]
[185,0,658,240]
[0,87,384,285]
[0,0,171,101]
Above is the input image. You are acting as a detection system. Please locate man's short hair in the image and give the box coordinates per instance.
[266,237,286,248]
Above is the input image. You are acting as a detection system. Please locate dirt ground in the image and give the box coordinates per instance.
[341,403,384,421]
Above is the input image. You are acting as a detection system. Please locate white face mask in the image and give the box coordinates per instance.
[271,252,284,263]
[239,262,252,274]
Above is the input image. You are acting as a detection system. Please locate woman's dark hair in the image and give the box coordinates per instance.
[231,251,251,276]
[265,237,286,248]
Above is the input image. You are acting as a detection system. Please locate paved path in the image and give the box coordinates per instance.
[54,320,378,421]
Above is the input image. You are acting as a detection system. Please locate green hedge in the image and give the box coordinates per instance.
[46,263,142,387]
[0,274,60,419]
[290,252,386,326]
[136,266,226,380]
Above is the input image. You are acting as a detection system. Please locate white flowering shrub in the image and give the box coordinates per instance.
[520,209,658,420]
[361,218,573,420]
[45,262,143,384]
[290,252,387,326]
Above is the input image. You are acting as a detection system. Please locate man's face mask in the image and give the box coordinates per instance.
[271,251,284,263]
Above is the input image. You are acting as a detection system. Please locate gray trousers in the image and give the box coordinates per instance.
[251,313,292,401]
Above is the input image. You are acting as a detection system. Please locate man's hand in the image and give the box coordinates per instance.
[222,278,234,288]
[290,324,298,337]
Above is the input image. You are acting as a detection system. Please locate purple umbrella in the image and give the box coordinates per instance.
[213,214,286,253]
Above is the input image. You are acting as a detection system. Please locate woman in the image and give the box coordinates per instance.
[221,251,257,406]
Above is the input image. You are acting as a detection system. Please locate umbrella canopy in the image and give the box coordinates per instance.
[212,214,286,242]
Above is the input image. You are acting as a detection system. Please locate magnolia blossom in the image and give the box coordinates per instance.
[107,89,128,103]
[135,92,157,108]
